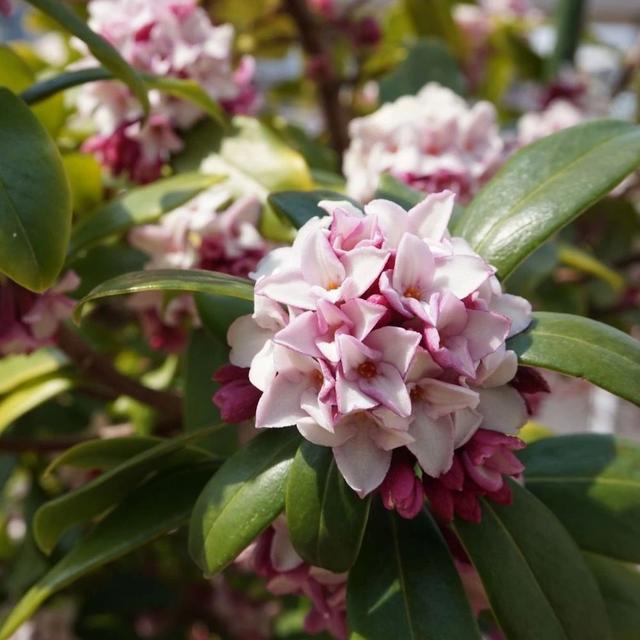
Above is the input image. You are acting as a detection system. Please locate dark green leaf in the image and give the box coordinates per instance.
[69,172,221,255]
[455,480,611,640]
[507,312,640,406]
[520,434,640,563]
[374,174,424,209]
[0,464,214,640]
[584,553,640,640]
[548,0,587,76]
[0,88,71,291]
[268,190,359,230]
[74,269,254,323]
[194,293,252,342]
[404,0,464,57]
[189,429,300,575]
[23,0,149,114]
[453,120,640,278]
[348,507,481,640]
[285,442,370,573]
[379,38,465,101]
[34,426,220,554]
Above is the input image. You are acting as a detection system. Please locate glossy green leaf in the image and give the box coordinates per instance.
[348,507,481,640]
[61,152,103,215]
[456,480,611,640]
[69,172,221,255]
[23,0,149,114]
[285,442,370,573]
[507,312,640,406]
[189,429,300,575]
[520,434,640,563]
[453,120,640,278]
[548,0,587,75]
[75,269,254,323]
[0,349,68,395]
[268,190,359,230]
[584,553,640,640]
[34,426,221,554]
[42,436,213,480]
[0,88,71,291]
[379,38,465,101]
[0,464,214,640]
[22,67,226,128]
[194,293,252,343]
[0,374,73,435]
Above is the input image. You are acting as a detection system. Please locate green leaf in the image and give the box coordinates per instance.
[268,190,359,230]
[23,0,149,115]
[557,243,624,292]
[0,464,214,640]
[69,172,221,255]
[0,349,68,395]
[22,68,227,128]
[404,0,464,58]
[42,436,213,480]
[61,152,103,215]
[374,174,424,209]
[520,434,640,563]
[33,426,221,554]
[285,442,370,573]
[507,312,640,406]
[379,38,465,101]
[0,374,73,436]
[453,120,640,279]
[548,0,587,76]
[189,429,300,575]
[74,269,254,323]
[348,507,481,640]
[584,553,640,640]
[455,480,611,640]
[194,294,252,343]
[0,88,71,291]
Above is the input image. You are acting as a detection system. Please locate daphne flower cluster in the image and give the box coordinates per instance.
[0,273,79,356]
[344,83,505,203]
[74,0,258,183]
[218,192,534,520]
[241,518,347,640]
[129,190,268,351]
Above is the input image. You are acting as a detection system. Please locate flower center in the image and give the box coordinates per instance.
[357,360,378,379]
[326,280,339,291]
[403,286,422,299]
[410,386,424,401]
[310,369,324,389]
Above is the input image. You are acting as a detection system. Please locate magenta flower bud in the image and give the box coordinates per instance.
[352,17,382,47]
[212,365,262,423]
[379,452,424,519]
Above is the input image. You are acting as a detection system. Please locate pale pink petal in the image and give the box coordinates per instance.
[333,430,392,497]
[406,348,443,382]
[270,523,303,572]
[274,311,322,358]
[408,411,455,477]
[359,362,412,417]
[365,326,421,376]
[337,334,380,379]
[392,233,434,297]
[477,386,527,434]
[464,310,510,361]
[418,379,480,417]
[248,340,278,391]
[478,348,518,387]
[340,247,390,298]
[297,419,353,447]
[492,293,532,337]
[364,199,409,248]
[433,255,491,299]
[341,299,387,341]
[336,371,378,414]
[255,270,316,309]
[452,408,483,447]
[301,230,346,289]
[228,315,272,368]
[408,191,455,242]
[255,373,308,428]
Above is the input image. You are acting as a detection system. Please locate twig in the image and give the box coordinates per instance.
[284,0,350,159]
[56,324,182,419]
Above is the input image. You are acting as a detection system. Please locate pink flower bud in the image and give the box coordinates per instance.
[379,451,424,519]
[212,365,262,423]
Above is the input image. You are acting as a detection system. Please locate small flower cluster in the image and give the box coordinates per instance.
[0,273,79,356]
[129,190,269,351]
[74,0,258,182]
[241,518,347,640]
[218,192,534,520]
[344,83,505,203]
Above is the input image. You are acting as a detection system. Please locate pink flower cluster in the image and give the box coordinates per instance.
[0,273,79,356]
[344,83,505,203]
[74,0,258,182]
[219,192,533,518]
[129,191,269,351]
[242,518,347,640]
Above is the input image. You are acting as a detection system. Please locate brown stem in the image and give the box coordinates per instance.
[284,0,350,159]
[56,324,182,419]
[0,437,89,454]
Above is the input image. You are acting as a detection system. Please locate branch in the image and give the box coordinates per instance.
[284,0,350,158]
[56,324,182,419]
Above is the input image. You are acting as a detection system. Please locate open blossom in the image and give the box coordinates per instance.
[516,100,586,147]
[129,191,269,351]
[241,518,347,640]
[0,273,79,356]
[344,83,505,203]
[218,192,533,520]
[74,0,258,182]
